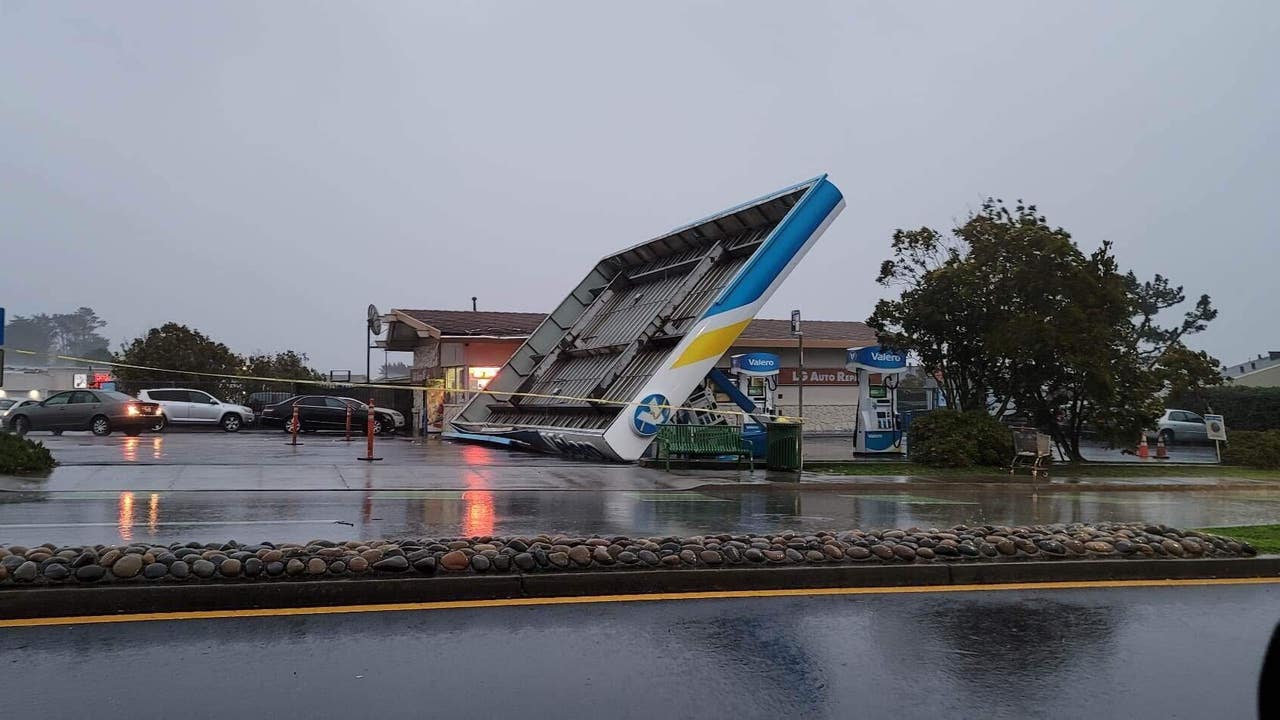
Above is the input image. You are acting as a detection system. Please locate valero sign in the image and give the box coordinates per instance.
[845,345,906,372]
[731,352,781,377]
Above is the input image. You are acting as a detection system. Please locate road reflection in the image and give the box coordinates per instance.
[122,437,139,463]
[148,492,161,535]
[463,471,494,537]
[460,443,496,465]
[117,491,134,542]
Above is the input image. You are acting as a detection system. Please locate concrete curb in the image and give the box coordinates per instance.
[2,557,1276,621]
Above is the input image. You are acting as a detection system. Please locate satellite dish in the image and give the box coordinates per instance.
[367,304,382,335]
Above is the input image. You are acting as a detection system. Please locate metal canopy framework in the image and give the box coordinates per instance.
[449,175,845,461]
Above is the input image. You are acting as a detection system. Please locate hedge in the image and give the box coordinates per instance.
[0,433,57,474]
[907,409,1013,468]
[1167,386,1280,431]
[1221,430,1280,470]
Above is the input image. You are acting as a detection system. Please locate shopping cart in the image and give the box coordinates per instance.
[1009,427,1052,479]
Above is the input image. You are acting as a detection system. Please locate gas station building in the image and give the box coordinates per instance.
[381,309,938,436]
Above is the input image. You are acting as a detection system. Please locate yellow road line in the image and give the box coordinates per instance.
[2,576,1276,629]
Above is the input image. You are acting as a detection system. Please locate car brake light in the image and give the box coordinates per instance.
[127,404,140,416]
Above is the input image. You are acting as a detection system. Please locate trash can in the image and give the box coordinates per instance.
[766,421,802,471]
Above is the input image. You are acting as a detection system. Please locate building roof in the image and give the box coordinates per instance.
[735,318,878,349]
[388,309,876,348]
[1223,351,1280,380]
[393,309,547,337]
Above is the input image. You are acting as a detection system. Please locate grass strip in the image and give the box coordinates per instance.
[1196,524,1280,554]
[813,463,1280,481]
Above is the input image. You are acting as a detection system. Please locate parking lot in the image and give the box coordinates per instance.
[1,430,1276,548]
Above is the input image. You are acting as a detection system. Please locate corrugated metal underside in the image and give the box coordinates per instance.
[470,186,807,432]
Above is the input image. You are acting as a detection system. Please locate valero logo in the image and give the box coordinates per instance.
[632,393,671,436]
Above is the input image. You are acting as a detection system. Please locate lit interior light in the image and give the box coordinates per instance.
[468,366,499,391]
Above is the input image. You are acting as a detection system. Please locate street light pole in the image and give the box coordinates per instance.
[791,309,804,473]
[797,330,804,473]
[797,332,804,424]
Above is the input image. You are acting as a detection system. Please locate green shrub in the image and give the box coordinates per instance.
[1167,386,1280,431]
[1222,430,1280,470]
[908,409,1013,468]
[0,433,57,474]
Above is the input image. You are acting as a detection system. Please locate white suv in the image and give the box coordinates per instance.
[137,389,255,432]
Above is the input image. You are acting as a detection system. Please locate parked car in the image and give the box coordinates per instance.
[1152,409,1210,444]
[6,390,162,437]
[259,395,400,435]
[136,388,255,432]
[337,397,406,433]
[1,398,40,419]
[246,391,295,414]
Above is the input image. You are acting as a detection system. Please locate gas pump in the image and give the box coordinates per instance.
[846,345,907,455]
[728,353,779,418]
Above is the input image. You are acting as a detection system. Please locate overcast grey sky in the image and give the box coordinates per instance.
[2,1,1276,371]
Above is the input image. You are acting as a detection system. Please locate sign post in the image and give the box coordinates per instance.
[366,304,382,384]
[791,310,803,472]
[1204,414,1227,463]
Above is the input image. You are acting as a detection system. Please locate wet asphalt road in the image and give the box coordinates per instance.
[5,485,1280,547]
[4,582,1276,719]
[1,433,1277,545]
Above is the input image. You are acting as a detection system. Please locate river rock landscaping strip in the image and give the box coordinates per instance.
[0,523,1260,586]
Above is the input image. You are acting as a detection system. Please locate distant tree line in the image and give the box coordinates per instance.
[4,309,323,401]
[3,307,112,363]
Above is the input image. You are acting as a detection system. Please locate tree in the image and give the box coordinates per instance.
[51,307,111,359]
[113,323,243,396]
[3,314,57,359]
[242,351,324,396]
[3,307,111,363]
[380,361,410,379]
[869,199,1220,461]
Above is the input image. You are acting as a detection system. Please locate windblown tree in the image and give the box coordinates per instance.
[869,199,1221,460]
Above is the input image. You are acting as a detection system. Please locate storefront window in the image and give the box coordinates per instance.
[444,366,466,405]
[468,366,499,392]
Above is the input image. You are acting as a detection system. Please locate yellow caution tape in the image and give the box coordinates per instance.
[6,348,806,422]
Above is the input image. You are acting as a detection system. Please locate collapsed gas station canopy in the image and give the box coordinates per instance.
[448,175,845,461]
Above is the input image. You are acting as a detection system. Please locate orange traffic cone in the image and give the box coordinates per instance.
[1137,434,1149,459]
[1155,434,1168,460]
